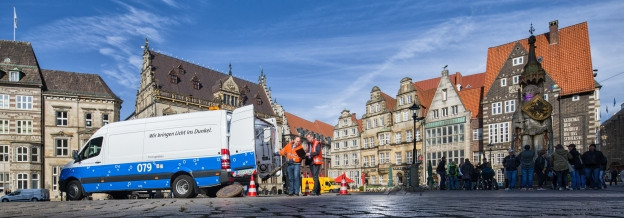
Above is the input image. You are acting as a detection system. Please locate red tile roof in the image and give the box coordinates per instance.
[458,87,484,119]
[380,92,396,111]
[351,114,362,132]
[484,22,593,96]
[284,112,334,138]
[413,72,485,117]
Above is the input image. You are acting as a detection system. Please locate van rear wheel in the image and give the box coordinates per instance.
[67,180,84,201]
[2,199,8,202]
[172,175,195,198]
[31,198,38,202]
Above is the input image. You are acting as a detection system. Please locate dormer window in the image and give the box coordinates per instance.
[191,76,201,90]
[9,71,21,82]
[513,57,524,66]
[169,74,177,83]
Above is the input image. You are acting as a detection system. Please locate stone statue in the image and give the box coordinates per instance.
[510,31,554,154]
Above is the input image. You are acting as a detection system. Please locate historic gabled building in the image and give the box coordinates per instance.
[414,71,485,183]
[389,77,422,186]
[330,110,362,187]
[0,40,121,199]
[360,86,395,185]
[482,21,600,174]
[0,40,44,193]
[416,69,485,183]
[132,39,275,120]
[41,70,121,200]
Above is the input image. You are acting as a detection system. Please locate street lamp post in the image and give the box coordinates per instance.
[409,103,424,188]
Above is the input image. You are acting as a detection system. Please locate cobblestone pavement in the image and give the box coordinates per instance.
[1,185,623,217]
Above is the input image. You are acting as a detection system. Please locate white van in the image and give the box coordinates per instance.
[1,189,50,202]
[59,105,277,200]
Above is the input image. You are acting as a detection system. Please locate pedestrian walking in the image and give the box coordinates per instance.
[503,149,519,191]
[447,161,459,190]
[518,145,535,191]
[600,155,608,189]
[551,144,572,191]
[461,159,474,190]
[581,144,606,190]
[567,144,583,190]
[437,156,447,190]
[280,136,304,196]
[305,133,323,196]
[534,150,548,190]
[609,168,618,186]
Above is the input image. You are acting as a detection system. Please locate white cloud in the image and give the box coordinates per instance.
[25,2,177,90]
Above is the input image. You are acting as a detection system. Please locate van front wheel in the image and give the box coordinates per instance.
[67,180,84,201]
[2,199,8,202]
[172,175,195,198]
[31,198,38,202]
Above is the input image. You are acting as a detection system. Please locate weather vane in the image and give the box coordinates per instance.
[529,23,535,35]
[443,65,448,70]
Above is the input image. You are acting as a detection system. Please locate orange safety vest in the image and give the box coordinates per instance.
[309,140,323,165]
[280,141,304,163]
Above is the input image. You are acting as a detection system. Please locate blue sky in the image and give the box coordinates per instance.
[2,0,623,125]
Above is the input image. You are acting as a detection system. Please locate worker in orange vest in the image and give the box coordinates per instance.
[305,133,323,196]
[280,136,304,196]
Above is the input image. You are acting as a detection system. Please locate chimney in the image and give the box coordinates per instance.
[549,20,559,44]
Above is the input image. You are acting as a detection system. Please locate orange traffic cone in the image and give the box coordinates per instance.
[304,181,311,196]
[339,177,350,195]
[247,170,257,197]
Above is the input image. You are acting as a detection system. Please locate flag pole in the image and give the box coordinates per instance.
[13,7,17,41]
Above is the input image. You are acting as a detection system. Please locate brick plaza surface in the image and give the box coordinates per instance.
[1,186,623,217]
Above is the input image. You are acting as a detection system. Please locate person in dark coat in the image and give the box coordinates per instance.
[582,144,606,190]
[567,144,583,190]
[609,168,619,186]
[518,145,535,191]
[503,149,519,190]
[436,156,447,190]
[534,150,548,190]
[461,159,475,190]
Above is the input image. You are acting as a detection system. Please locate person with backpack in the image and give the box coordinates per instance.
[567,144,583,190]
[461,159,475,190]
[518,145,536,191]
[447,161,459,190]
[551,144,573,191]
[534,150,548,190]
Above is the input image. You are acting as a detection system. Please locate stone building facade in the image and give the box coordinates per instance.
[481,21,600,179]
[132,39,276,121]
[41,70,121,200]
[0,40,44,194]
[360,86,395,186]
[0,40,121,198]
[600,104,624,169]
[330,110,362,187]
[389,77,422,186]
[131,39,281,192]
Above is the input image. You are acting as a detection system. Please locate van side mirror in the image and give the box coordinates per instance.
[72,150,79,161]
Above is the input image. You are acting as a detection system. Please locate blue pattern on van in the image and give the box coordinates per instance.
[60,155,223,193]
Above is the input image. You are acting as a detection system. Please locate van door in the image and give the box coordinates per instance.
[229,105,256,175]
[73,137,105,186]
[253,118,276,179]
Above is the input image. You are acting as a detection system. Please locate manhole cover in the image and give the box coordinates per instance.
[216,184,244,198]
